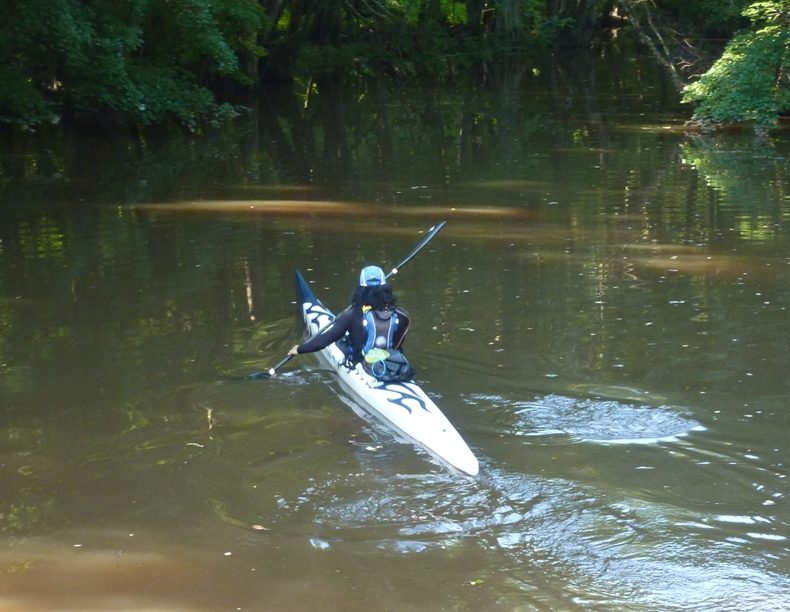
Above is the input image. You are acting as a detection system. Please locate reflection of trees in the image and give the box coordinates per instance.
[1,53,682,203]
[680,134,790,240]
[0,218,299,532]
[0,210,300,426]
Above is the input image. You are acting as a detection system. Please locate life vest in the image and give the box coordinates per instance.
[362,308,400,353]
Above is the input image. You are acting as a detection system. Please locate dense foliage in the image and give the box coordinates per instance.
[0,0,266,128]
[683,1,790,128]
[0,0,787,129]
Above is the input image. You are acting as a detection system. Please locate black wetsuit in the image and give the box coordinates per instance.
[296,308,366,364]
[296,306,410,366]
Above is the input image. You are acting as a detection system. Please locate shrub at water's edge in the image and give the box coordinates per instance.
[682,1,790,130]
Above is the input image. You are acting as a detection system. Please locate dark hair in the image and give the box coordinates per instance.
[351,284,397,312]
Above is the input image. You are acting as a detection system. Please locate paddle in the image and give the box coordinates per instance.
[384,220,446,280]
[255,221,446,379]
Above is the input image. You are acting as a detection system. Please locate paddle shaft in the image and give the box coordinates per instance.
[386,220,446,280]
[260,221,446,378]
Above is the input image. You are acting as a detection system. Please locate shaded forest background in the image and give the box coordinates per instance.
[4,0,789,131]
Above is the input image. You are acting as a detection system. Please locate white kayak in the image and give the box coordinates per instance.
[295,270,479,476]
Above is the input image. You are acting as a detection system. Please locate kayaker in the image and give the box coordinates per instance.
[288,265,411,366]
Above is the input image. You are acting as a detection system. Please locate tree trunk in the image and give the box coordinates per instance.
[489,0,524,39]
[311,0,343,45]
[465,0,485,34]
[618,0,685,91]
[553,0,600,48]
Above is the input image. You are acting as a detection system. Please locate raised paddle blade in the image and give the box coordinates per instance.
[386,221,446,279]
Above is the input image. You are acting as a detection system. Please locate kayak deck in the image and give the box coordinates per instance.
[295,270,479,476]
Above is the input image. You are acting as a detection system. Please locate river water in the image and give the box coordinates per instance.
[2,58,790,610]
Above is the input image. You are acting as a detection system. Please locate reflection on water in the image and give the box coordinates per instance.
[5,62,790,610]
[133,200,529,220]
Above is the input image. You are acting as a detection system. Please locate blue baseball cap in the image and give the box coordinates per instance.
[359,265,386,286]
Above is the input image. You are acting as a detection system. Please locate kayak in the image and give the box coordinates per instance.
[295,270,479,476]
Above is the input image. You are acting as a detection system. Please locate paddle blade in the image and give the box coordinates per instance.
[248,355,293,379]
[386,221,446,279]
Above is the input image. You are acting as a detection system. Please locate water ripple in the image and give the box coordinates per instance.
[468,392,706,444]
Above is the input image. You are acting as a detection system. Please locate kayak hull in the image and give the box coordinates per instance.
[295,270,479,476]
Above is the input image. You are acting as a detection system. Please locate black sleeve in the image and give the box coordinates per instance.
[297,308,354,354]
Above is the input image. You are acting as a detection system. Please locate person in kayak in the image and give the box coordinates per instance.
[288,265,411,366]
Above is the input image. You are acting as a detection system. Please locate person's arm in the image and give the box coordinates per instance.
[289,309,354,356]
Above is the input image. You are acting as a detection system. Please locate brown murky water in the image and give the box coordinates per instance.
[2,59,790,610]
